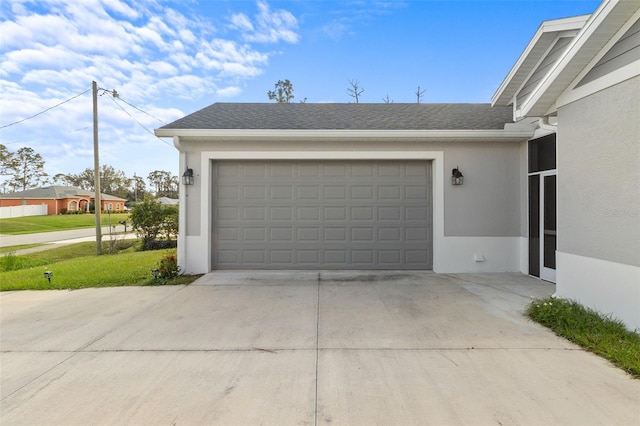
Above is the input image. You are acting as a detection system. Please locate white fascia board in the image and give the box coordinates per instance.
[154,128,533,142]
[556,7,640,109]
[556,60,640,110]
[517,0,622,118]
[491,15,589,107]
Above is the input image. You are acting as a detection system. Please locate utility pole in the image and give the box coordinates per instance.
[92,82,119,255]
[92,81,102,255]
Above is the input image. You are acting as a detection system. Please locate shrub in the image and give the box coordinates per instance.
[157,252,180,279]
[129,197,179,250]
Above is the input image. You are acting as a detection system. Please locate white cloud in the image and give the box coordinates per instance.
[101,0,141,20]
[321,21,350,41]
[230,13,254,32]
[0,0,301,181]
[217,86,242,98]
[232,0,299,44]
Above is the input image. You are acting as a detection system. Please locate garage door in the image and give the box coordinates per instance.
[212,160,432,270]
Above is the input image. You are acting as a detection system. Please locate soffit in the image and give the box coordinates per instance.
[517,0,639,117]
[491,15,589,107]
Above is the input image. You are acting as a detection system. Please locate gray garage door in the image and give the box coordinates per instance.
[212,160,432,270]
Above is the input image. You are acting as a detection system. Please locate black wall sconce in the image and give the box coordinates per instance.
[182,168,194,185]
[452,166,464,185]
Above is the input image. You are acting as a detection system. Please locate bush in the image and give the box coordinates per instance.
[143,240,177,250]
[156,252,180,280]
[129,197,179,251]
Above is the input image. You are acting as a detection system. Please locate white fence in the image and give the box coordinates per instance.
[0,204,48,219]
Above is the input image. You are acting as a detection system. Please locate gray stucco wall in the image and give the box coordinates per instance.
[178,139,522,239]
[557,75,640,267]
[519,140,529,238]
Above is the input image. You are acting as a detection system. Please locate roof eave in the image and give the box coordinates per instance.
[155,128,533,143]
[491,15,590,107]
[515,0,637,118]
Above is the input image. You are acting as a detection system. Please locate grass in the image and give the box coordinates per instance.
[0,243,44,254]
[0,213,129,235]
[0,241,201,291]
[527,297,640,378]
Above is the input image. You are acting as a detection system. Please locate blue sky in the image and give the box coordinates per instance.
[0,0,601,185]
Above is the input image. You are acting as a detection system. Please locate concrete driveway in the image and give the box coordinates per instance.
[1,272,638,425]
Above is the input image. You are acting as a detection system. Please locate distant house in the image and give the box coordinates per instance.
[157,197,179,206]
[156,0,638,330]
[0,186,127,215]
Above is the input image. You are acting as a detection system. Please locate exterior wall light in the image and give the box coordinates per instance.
[452,167,464,185]
[182,168,194,185]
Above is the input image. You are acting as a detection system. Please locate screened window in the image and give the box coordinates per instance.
[528,133,556,173]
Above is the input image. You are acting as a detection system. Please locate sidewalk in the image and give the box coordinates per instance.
[0,227,134,255]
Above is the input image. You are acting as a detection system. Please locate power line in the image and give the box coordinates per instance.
[0,88,91,130]
[108,96,172,146]
[116,97,167,124]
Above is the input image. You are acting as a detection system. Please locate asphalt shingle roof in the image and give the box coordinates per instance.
[160,103,514,131]
[0,186,125,200]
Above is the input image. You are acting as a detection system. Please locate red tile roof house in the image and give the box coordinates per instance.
[156,0,639,330]
[0,185,127,215]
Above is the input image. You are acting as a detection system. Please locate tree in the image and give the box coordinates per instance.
[129,196,178,250]
[415,86,426,104]
[63,165,129,198]
[267,79,295,103]
[382,94,393,104]
[130,174,146,202]
[10,147,48,191]
[99,165,130,199]
[147,170,178,198]
[347,79,364,103]
[0,144,18,193]
[52,173,71,186]
[63,168,94,190]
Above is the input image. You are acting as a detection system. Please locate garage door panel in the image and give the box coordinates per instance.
[351,207,374,221]
[324,207,347,220]
[243,228,265,241]
[379,250,402,264]
[270,228,293,241]
[243,207,265,220]
[269,164,295,177]
[352,227,374,241]
[270,186,293,200]
[297,227,320,241]
[270,250,293,264]
[297,207,319,220]
[405,163,429,176]
[324,164,347,177]
[212,161,432,270]
[406,207,428,220]
[352,250,374,263]
[270,207,293,220]
[378,207,401,221]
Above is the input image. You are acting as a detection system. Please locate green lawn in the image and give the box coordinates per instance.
[527,297,640,379]
[0,243,44,254]
[0,213,129,235]
[0,241,200,290]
